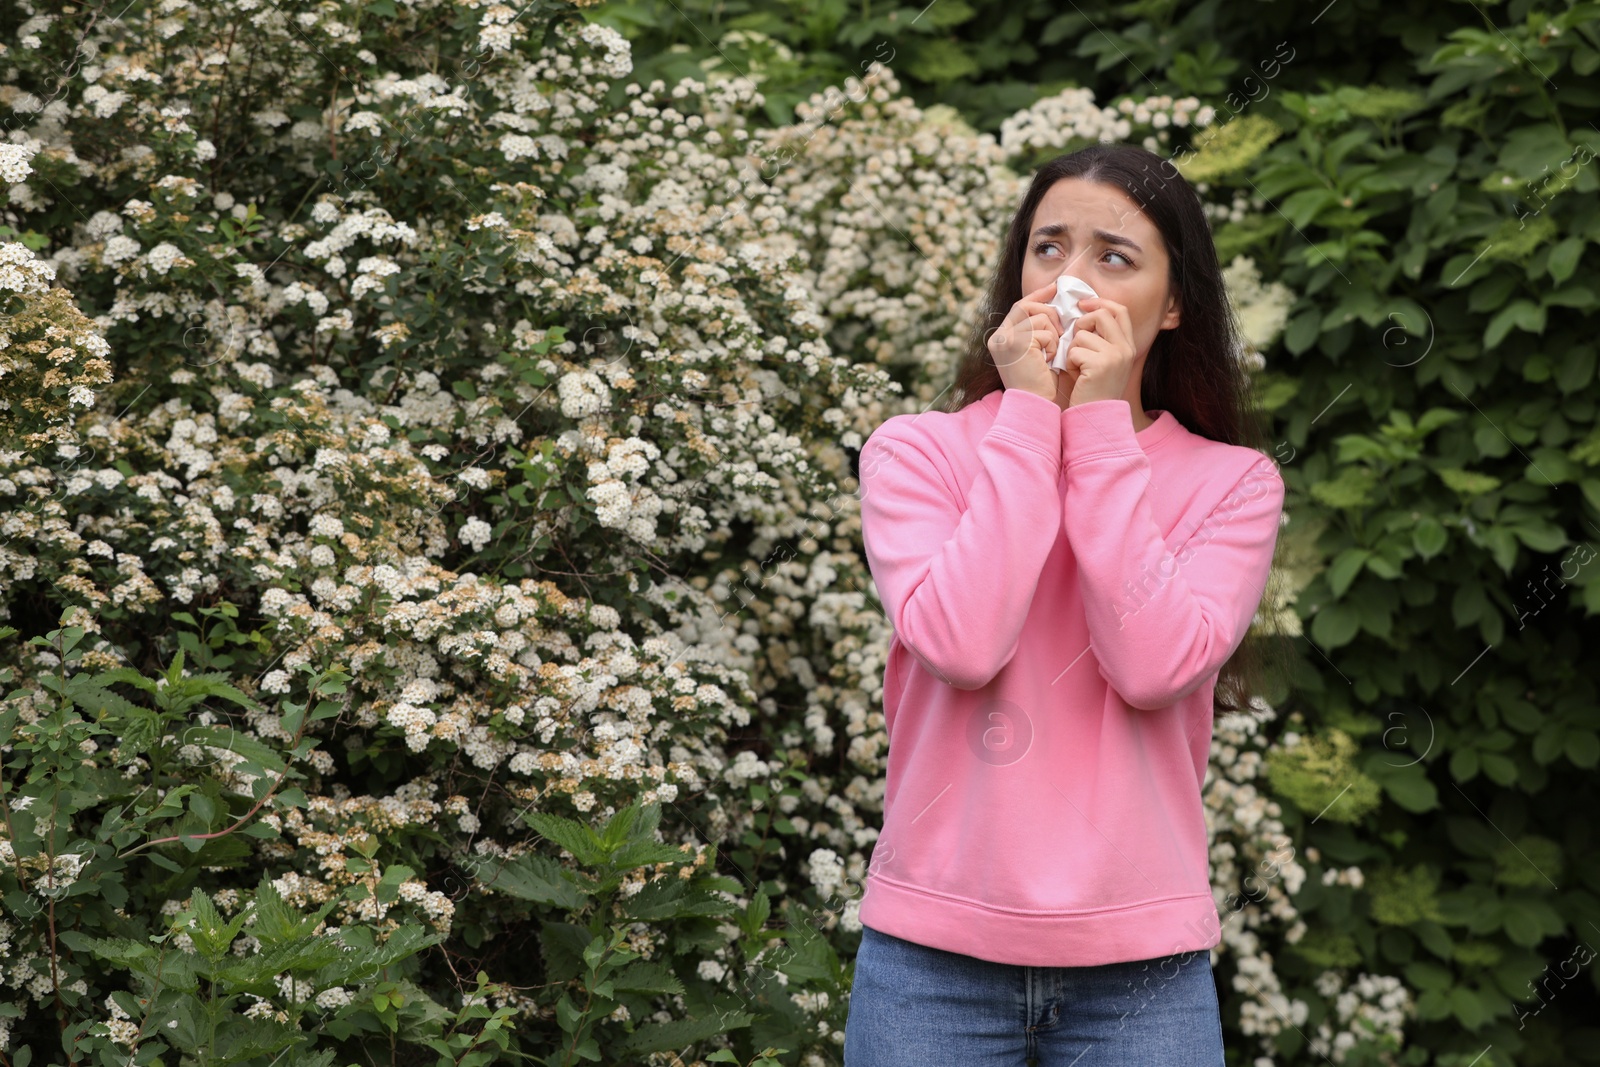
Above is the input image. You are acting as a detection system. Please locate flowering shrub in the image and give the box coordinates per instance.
[0,1,1410,1064]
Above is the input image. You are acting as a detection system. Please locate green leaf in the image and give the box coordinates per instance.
[597,802,641,849]
[216,937,345,986]
[1436,467,1502,497]
[1284,309,1320,355]
[1509,522,1566,553]
[65,678,151,720]
[1283,188,1339,229]
[1483,526,1520,574]
[523,810,604,865]
[1327,548,1372,598]
[1544,283,1597,309]
[612,1013,754,1056]
[611,961,685,995]
[1547,236,1585,283]
[477,853,588,910]
[901,39,982,84]
[610,840,698,868]
[1366,552,1402,580]
[1567,731,1600,768]
[1483,299,1545,349]
[1481,752,1517,786]
[1382,767,1439,813]
[1311,602,1361,649]
[1441,250,1494,288]
[745,889,772,935]
[1503,908,1545,947]
[1467,272,1517,314]
[1557,346,1596,394]
[918,0,975,27]
[176,726,288,775]
[1404,961,1453,991]
[1449,984,1491,1027]
[1414,920,1453,960]
[1533,724,1566,764]
[190,792,218,823]
[1412,518,1448,560]
[1415,987,1451,1021]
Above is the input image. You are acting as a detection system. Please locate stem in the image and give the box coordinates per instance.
[118,712,311,859]
[50,846,75,1067]
[0,752,30,897]
[208,20,241,189]
[559,983,595,1067]
[208,972,218,1064]
[46,629,76,1065]
[328,72,343,162]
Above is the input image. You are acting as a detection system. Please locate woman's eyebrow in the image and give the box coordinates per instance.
[1030,221,1143,254]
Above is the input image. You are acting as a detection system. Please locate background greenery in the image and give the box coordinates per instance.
[3,0,1599,1064]
[610,0,1600,1060]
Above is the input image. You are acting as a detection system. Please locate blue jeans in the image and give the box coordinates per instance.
[843,925,1225,1066]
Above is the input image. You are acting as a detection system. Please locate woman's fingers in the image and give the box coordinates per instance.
[1018,301,1064,333]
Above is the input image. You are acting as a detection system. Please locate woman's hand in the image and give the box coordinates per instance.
[987,281,1067,404]
[1060,295,1138,409]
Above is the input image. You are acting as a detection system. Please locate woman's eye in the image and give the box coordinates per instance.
[1033,241,1132,267]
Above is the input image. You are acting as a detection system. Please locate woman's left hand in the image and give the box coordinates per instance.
[1060,295,1138,409]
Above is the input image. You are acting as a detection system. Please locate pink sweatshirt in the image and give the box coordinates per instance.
[855,386,1285,967]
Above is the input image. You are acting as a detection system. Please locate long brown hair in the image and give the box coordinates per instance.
[944,143,1294,714]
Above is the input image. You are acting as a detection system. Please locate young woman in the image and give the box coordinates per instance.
[842,143,1290,1066]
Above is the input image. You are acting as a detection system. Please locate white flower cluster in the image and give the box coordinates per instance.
[1222,255,1298,369]
[805,848,846,900]
[314,985,353,1010]
[999,89,1211,156]
[1308,971,1412,1062]
[386,701,438,752]
[0,143,35,184]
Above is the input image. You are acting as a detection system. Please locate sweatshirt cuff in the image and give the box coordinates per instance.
[990,388,1062,460]
[1062,398,1141,464]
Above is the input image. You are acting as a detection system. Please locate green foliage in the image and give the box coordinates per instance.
[0,615,468,1066]
[1491,836,1564,889]
[1264,728,1383,823]
[1289,927,1364,970]
[1174,114,1285,183]
[1367,865,1445,927]
[10,0,1600,1063]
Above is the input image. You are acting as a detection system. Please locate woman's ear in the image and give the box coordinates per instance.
[1159,293,1181,331]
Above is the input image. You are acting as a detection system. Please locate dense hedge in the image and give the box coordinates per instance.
[3,0,1598,1065]
[610,0,1600,1063]
[592,0,1600,1062]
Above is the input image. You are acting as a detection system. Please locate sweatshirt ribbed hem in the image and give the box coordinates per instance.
[858,874,1223,967]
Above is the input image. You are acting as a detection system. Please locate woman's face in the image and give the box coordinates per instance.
[1021,177,1180,365]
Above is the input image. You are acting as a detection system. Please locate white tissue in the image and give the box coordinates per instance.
[1047,275,1099,374]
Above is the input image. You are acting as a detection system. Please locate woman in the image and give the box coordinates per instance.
[842,143,1290,1066]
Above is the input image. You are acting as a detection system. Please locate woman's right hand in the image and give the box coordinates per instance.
[987,281,1064,404]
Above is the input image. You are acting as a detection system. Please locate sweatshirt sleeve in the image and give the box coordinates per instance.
[858,388,1063,691]
[1061,399,1285,711]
